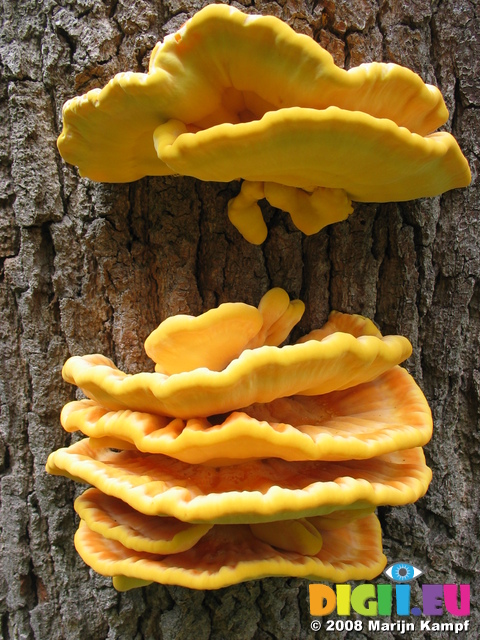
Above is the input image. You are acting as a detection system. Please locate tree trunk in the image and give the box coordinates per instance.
[0,0,478,638]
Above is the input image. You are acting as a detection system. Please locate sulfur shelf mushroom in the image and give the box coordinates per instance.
[46,439,432,524]
[60,330,412,419]
[145,288,305,374]
[57,5,449,181]
[46,290,435,590]
[75,488,212,554]
[76,487,329,558]
[64,295,418,419]
[155,108,470,243]
[56,4,470,244]
[59,304,432,463]
[60,365,432,464]
[74,512,386,590]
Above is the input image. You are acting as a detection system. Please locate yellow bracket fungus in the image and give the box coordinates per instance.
[60,366,432,464]
[61,333,412,419]
[57,4,470,244]
[61,305,412,418]
[47,289,433,589]
[75,513,386,590]
[155,107,469,243]
[75,488,212,554]
[145,288,304,374]
[46,439,431,524]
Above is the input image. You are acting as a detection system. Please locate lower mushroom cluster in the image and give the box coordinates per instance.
[46,289,432,590]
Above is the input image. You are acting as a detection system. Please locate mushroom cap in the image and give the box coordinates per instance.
[75,488,212,554]
[155,108,471,203]
[74,513,386,589]
[144,301,264,374]
[61,331,412,419]
[57,5,450,183]
[145,288,304,374]
[148,5,446,134]
[61,366,432,464]
[298,309,382,341]
[46,439,432,523]
[76,487,342,558]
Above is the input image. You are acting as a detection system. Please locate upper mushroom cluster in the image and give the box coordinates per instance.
[57,4,471,244]
[46,289,432,589]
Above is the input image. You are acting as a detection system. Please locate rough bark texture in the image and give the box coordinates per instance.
[0,0,478,638]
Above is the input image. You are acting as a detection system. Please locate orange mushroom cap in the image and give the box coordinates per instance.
[145,288,304,374]
[74,512,387,590]
[75,488,212,554]
[56,5,470,243]
[61,365,432,464]
[60,302,429,463]
[61,331,412,419]
[46,439,431,524]
[76,487,352,558]
[60,301,413,420]
[58,4,450,182]
[155,108,470,236]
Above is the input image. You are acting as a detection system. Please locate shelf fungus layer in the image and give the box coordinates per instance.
[61,365,432,464]
[61,332,412,419]
[47,290,433,588]
[155,108,470,241]
[144,287,305,374]
[61,295,414,420]
[46,439,432,524]
[76,488,373,555]
[74,510,386,590]
[75,488,213,554]
[56,4,470,243]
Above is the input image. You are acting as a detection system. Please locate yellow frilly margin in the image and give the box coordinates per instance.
[61,366,432,464]
[75,513,387,590]
[61,331,412,418]
[46,440,432,524]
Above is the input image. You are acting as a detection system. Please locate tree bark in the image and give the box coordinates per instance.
[0,0,478,638]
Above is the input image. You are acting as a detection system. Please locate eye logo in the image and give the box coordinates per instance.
[310,560,470,619]
[384,562,423,582]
